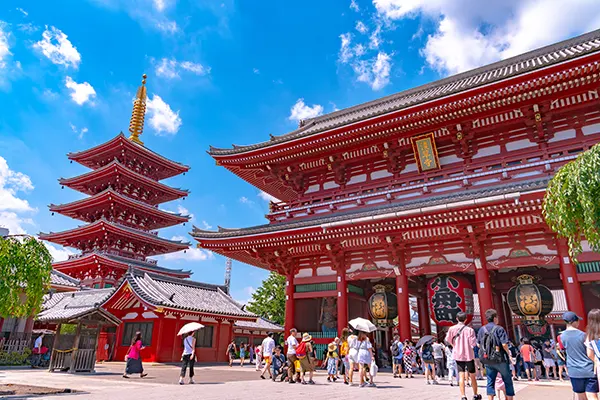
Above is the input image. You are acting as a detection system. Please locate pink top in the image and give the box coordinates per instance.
[127,340,143,360]
[445,323,476,362]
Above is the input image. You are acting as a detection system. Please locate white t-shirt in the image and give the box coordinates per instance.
[286,335,299,355]
[262,337,275,357]
[34,336,42,349]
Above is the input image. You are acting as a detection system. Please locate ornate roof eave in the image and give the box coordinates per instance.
[39,218,190,252]
[207,29,600,160]
[59,159,189,200]
[49,188,190,228]
[67,133,190,178]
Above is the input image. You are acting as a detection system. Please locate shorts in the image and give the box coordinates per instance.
[299,356,314,373]
[394,356,403,363]
[456,360,476,374]
[557,358,566,366]
[263,356,271,364]
[524,361,535,370]
[570,377,600,394]
[543,358,555,368]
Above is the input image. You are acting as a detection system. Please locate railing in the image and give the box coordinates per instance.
[1,332,32,353]
[577,261,600,273]
[49,349,96,373]
[295,283,336,293]
[49,349,73,372]
[307,331,337,339]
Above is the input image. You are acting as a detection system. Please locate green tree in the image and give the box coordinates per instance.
[0,235,53,318]
[543,144,600,260]
[246,271,285,326]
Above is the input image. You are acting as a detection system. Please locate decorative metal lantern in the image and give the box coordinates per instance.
[507,274,553,325]
[427,275,474,327]
[368,284,398,326]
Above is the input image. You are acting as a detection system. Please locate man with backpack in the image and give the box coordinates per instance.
[476,309,515,400]
[445,311,481,400]
[390,335,403,378]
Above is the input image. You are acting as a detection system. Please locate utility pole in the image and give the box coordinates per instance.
[224,258,232,294]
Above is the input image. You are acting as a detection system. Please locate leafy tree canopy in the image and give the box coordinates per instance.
[0,235,53,318]
[543,144,600,260]
[245,271,285,326]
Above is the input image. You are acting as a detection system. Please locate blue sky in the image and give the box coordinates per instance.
[1,0,599,304]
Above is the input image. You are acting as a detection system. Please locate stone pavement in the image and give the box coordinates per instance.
[0,363,573,400]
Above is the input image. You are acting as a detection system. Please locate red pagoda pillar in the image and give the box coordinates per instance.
[493,290,507,329]
[557,238,586,329]
[395,251,411,342]
[284,270,295,335]
[337,269,348,335]
[417,290,431,336]
[475,242,493,323]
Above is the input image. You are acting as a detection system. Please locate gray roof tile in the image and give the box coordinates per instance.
[234,317,283,332]
[50,270,80,288]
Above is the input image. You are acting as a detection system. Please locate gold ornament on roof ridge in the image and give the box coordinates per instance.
[128,74,147,146]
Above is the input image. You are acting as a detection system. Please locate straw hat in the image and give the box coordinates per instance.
[328,342,337,352]
[302,333,312,342]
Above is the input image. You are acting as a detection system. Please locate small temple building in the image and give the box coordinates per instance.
[192,30,600,349]
[36,75,270,363]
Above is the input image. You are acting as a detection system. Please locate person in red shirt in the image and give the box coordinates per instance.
[520,338,538,381]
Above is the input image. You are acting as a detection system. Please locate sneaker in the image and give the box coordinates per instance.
[432,380,439,385]
[427,380,431,385]
[189,379,195,384]
[327,377,331,382]
[179,380,184,385]
[393,374,398,378]
[360,383,368,388]
[140,373,148,378]
[473,395,482,400]
[122,374,129,379]
[344,381,349,385]
[301,381,307,385]
[308,380,315,385]
[451,382,454,387]
[369,382,376,387]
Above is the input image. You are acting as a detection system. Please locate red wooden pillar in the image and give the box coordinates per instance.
[395,251,411,342]
[557,238,586,330]
[493,290,507,329]
[284,271,295,335]
[337,269,348,335]
[0,317,4,333]
[215,320,222,362]
[417,294,431,336]
[475,242,493,324]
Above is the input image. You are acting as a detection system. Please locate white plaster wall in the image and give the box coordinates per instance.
[439,154,462,165]
[317,266,336,276]
[506,139,537,152]
[582,123,600,135]
[371,169,393,180]
[305,184,320,193]
[323,181,339,190]
[548,128,577,143]
[473,145,501,159]
[347,173,367,185]
[295,268,313,279]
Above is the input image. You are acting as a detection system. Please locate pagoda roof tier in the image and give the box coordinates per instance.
[40,219,190,257]
[49,188,190,230]
[68,133,189,180]
[59,160,189,205]
[209,30,600,159]
[50,269,80,291]
[52,251,192,280]
[192,178,549,269]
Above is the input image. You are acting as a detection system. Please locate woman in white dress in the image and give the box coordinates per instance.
[347,331,359,385]
[356,331,375,387]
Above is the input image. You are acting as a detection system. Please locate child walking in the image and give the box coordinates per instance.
[445,344,459,387]
[325,342,339,382]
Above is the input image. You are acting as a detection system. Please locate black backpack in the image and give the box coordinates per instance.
[391,342,400,357]
[479,326,504,365]
[421,343,434,362]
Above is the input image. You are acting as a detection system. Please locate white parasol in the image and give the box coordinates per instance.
[348,317,377,333]
[177,322,205,336]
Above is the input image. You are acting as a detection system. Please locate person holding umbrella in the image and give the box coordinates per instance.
[177,322,203,385]
[348,317,377,388]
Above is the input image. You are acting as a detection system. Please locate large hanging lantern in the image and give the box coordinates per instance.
[427,275,474,327]
[507,274,553,325]
[368,284,398,326]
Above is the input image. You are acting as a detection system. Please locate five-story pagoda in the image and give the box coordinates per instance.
[40,75,192,288]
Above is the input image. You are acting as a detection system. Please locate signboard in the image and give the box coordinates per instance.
[411,132,440,173]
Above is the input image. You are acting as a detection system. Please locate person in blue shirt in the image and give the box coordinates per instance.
[559,311,598,399]
[271,345,288,382]
[476,309,514,400]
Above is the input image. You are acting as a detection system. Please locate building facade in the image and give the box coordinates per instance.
[192,30,600,348]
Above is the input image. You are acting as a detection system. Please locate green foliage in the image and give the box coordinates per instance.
[245,271,286,326]
[0,235,53,318]
[543,144,600,260]
[60,324,77,335]
[0,347,32,365]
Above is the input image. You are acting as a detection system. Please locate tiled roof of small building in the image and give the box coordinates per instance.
[192,177,549,239]
[37,288,115,322]
[234,317,283,332]
[50,270,80,288]
[209,29,600,155]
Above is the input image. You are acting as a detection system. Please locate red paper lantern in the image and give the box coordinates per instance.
[428,275,474,326]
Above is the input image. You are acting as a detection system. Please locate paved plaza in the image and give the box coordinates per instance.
[0,362,573,399]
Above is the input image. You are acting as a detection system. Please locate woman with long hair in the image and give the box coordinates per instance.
[239,343,247,367]
[339,328,350,384]
[347,329,359,385]
[123,331,147,379]
[403,340,415,378]
[586,308,600,392]
[179,331,196,385]
[356,331,375,387]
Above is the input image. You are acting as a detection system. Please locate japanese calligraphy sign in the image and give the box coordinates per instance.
[427,275,474,326]
[411,132,441,173]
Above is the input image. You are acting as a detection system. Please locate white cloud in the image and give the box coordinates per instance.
[16,8,28,16]
[201,220,212,230]
[289,98,324,122]
[44,242,73,262]
[177,204,194,221]
[159,235,214,261]
[155,58,210,79]
[257,191,279,203]
[369,22,383,49]
[373,0,600,75]
[356,21,369,34]
[70,123,88,139]
[239,196,253,205]
[354,43,366,57]
[153,0,168,11]
[339,33,353,63]
[350,0,360,12]
[0,24,11,70]
[65,76,96,105]
[234,286,256,305]
[34,26,81,69]
[146,94,182,135]
[253,68,260,74]
[353,51,392,90]
[0,157,36,234]
[18,23,38,34]
[156,20,178,33]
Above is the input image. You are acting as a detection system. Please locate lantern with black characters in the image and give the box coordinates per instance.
[506,274,553,326]
[368,284,398,326]
[427,275,474,326]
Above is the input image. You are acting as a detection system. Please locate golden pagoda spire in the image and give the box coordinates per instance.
[128,74,148,146]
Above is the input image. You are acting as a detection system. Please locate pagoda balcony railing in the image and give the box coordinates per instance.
[267,145,590,222]
[71,250,157,265]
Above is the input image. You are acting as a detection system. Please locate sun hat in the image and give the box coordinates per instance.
[302,333,312,342]
[328,342,337,352]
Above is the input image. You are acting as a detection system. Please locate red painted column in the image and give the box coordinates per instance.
[417,294,431,336]
[337,269,348,335]
[557,238,587,330]
[396,252,411,342]
[284,271,295,335]
[215,320,222,362]
[493,290,507,329]
[475,242,494,323]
